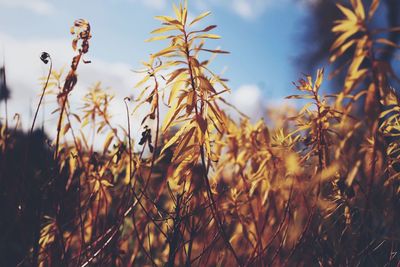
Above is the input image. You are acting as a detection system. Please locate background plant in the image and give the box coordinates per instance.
[0,0,399,266]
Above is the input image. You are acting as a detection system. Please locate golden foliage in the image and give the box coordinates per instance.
[1,1,400,266]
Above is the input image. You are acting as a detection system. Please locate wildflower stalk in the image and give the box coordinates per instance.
[182,24,242,266]
[30,53,52,135]
[54,19,91,160]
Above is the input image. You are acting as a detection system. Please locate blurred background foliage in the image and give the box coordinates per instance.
[0,0,399,266]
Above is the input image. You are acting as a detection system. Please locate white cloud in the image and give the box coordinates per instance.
[0,32,269,150]
[193,0,318,21]
[232,0,270,20]
[193,0,274,20]
[230,84,264,120]
[124,0,289,20]
[0,0,55,15]
[127,0,167,10]
[227,84,296,125]
[142,0,167,10]
[193,0,209,12]
[0,33,147,145]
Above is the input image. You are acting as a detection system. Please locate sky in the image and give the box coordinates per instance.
[0,0,316,138]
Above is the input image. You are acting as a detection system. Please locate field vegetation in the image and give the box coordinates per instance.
[0,0,400,266]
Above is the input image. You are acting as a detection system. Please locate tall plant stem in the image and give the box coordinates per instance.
[182,26,242,266]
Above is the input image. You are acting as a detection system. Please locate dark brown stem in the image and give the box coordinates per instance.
[182,24,242,266]
[30,59,52,135]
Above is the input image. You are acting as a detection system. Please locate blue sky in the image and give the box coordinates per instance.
[0,0,315,133]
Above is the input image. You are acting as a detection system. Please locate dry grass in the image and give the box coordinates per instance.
[0,0,400,266]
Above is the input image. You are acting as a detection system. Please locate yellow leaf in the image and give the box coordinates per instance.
[124,165,131,185]
[135,75,150,88]
[168,79,185,106]
[375,38,400,48]
[154,16,180,24]
[172,158,193,184]
[285,153,301,175]
[186,90,196,114]
[101,179,114,188]
[145,35,172,42]
[332,20,356,33]
[198,76,216,93]
[329,39,356,62]
[172,3,181,22]
[189,25,217,35]
[364,83,379,116]
[319,163,339,182]
[103,132,114,155]
[152,46,178,58]
[330,27,358,51]
[182,1,188,25]
[314,68,324,92]
[196,48,229,54]
[172,125,197,160]
[368,0,380,19]
[62,122,71,136]
[162,94,186,132]
[236,151,248,169]
[93,180,100,193]
[336,4,357,22]
[346,160,361,186]
[350,0,365,20]
[192,34,221,40]
[161,120,193,155]
[151,25,177,34]
[167,68,187,84]
[190,11,211,26]
[72,39,78,51]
